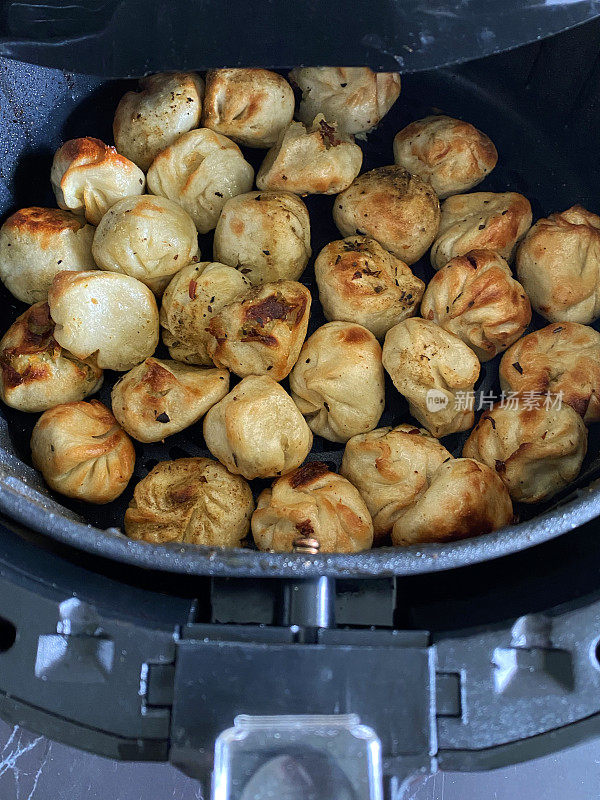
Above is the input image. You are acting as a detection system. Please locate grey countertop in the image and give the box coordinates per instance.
[1,719,600,800]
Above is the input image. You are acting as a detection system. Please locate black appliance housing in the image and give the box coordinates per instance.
[1,2,600,796]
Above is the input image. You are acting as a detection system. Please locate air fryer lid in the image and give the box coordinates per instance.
[0,0,599,76]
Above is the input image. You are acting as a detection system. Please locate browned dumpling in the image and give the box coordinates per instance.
[92,195,199,294]
[314,236,425,339]
[0,207,96,304]
[463,402,587,503]
[499,322,600,423]
[160,261,250,365]
[0,302,103,413]
[289,68,401,135]
[340,424,453,543]
[111,358,229,443]
[516,206,600,324]
[31,400,135,504]
[146,128,254,233]
[421,249,532,361]
[431,191,532,270]
[213,191,311,285]
[251,461,374,553]
[289,322,385,443]
[206,281,311,380]
[124,457,253,546]
[51,137,145,225]
[333,166,440,265]
[203,375,312,480]
[48,271,160,372]
[382,318,480,438]
[393,116,497,199]
[202,69,294,148]
[391,458,513,546]
[256,116,362,195]
[113,72,204,170]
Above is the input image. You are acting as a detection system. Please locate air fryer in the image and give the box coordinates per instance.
[1,2,600,798]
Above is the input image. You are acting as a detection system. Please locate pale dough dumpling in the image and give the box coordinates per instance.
[289,322,385,443]
[289,68,401,135]
[0,207,96,304]
[203,375,312,480]
[111,358,229,443]
[146,128,254,233]
[315,235,425,339]
[51,137,145,225]
[124,457,254,546]
[392,458,513,546]
[207,280,311,380]
[340,425,453,543]
[48,271,159,372]
[421,249,531,361]
[213,191,311,285]
[431,191,532,270]
[113,72,204,171]
[0,302,103,413]
[251,461,373,553]
[256,116,362,195]
[499,322,600,423]
[92,195,198,294]
[393,115,497,199]
[202,68,294,148]
[463,402,587,503]
[516,206,600,324]
[31,399,135,504]
[382,318,480,438]
[160,261,250,365]
[333,166,440,264]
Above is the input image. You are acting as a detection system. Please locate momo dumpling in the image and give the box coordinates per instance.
[333,166,440,265]
[207,280,311,380]
[124,457,253,546]
[202,68,294,148]
[463,402,587,503]
[0,207,95,304]
[393,115,497,199]
[203,375,312,480]
[111,358,229,442]
[113,72,204,170]
[31,400,135,504]
[146,128,254,233]
[516,206,600,324]
[0,302,102,413]
[421,249,531,361]
[431,191,532,270]
[499,322,600,423]
[213,191,311,285]
[341,424,453,543]
[382,318,480,438]
[48,271,159,372]
[256,116,362,195]
[92,195,198,294]
[289,68,401,135]
[251,461,374,553]
[289,322,385,443]
[391,458,513,546]
[51,137,145,225]
[315,235,424,339]
[160,261,250,365]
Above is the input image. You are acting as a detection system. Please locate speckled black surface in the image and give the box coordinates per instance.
[0,57,600,577]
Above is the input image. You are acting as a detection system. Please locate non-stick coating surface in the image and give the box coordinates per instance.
[0,57,599,577]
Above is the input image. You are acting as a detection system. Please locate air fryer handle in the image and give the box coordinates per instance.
[166,625,435,793]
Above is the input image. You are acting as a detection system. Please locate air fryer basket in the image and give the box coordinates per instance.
[1,24,600,578]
